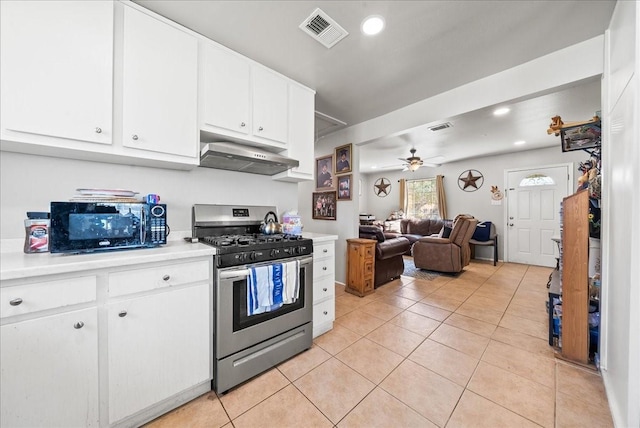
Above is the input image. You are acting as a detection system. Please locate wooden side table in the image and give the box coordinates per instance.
[346,238,376,297]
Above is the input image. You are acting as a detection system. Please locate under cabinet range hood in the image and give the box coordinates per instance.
[199,142,299,175]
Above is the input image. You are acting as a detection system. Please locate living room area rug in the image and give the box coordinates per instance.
[402,256,444,281]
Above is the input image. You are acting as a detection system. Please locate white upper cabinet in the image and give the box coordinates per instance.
[121,6,198,159]
[0,1,199,170]
[273,83,315,182]
[0,1,113,145]
[200,42,289,150]
[202,44,251,136]
[252,66,289,144]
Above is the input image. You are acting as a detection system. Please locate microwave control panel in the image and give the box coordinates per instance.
[149,204,167,244]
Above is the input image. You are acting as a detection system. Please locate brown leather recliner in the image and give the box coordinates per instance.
[359,225,411,287]
[411,215,478,273]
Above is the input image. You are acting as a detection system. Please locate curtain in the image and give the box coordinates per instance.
[436,174,447,219]
[399,179,406,213]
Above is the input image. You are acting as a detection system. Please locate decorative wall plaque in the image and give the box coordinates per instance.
[374,178,391,197]
[458,169,484,191]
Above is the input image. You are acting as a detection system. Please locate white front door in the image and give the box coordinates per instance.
[505,164,572,267]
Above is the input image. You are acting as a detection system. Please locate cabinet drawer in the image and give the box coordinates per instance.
[313,242,334,260]
[313,276,335,304]
[1,276,96,319]
[364,261,374,277]
[109,260,210,297]
[364,245,375,259]
[363,278,374,293]
[313,257,335,281]
[313,299,335,327]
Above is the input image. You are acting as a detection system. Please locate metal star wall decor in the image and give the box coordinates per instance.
[458,169,484,191]
[374,178,391,197]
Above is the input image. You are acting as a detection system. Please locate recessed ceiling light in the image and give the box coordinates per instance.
[362,15,385,35]
[514,140,526,146]
[371,165,378,169]
[494,107,510,116]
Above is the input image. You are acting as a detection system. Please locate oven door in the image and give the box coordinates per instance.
[215,255,312,359]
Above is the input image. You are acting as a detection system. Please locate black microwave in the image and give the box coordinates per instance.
[50,202,167,254]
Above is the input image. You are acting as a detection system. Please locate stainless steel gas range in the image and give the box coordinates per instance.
[192,204,313,394]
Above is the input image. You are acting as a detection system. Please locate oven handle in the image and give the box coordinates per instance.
[218,256,312,280]
[219,269,251,280]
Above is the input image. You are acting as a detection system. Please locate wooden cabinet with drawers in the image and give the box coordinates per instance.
[346,239,376,297]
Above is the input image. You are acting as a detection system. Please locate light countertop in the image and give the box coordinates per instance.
[302,232,339,243]
[0,240,215,282]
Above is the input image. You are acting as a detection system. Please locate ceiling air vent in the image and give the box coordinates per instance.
[299,8,348,49]
[428,122,453,132]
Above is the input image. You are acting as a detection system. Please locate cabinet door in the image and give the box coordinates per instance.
[287,85,314,176]
[202,43,251,135]
[252,66,289,144]
[273,84,315,182]
[0,308,99,428]
[0,1,113,145]
[122,6,198,158]
[107,283,210,424]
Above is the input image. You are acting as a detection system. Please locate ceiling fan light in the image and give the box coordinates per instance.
[408,163,420,171]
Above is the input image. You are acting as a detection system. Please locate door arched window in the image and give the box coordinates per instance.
[520,174,555,187]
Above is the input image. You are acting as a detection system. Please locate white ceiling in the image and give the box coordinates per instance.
[133,0,615,170]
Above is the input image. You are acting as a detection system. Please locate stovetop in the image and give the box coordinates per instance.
[202,233,307,249]
[200,233,313,267]
[192,205,313,267]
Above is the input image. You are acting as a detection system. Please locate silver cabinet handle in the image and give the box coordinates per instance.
[322,267,327,271]
[323,288,328,292]
[95,127,102,134]
[258,126,264,131]
[74,321,84,329]
[323,249,328,253]
[118,310,127,318]
[162,274,170,281]
[509,223,514,227]
[9,298,23,306]
[132,134,138,140]
[240,122,246,127]
[323,311,328,315]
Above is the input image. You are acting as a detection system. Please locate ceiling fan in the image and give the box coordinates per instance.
[398,148,440,171]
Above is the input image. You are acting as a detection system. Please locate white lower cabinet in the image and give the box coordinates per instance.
[107,282,210,424]
[1,307,99,428]
[312,240,336,338]
[0,252,213,428]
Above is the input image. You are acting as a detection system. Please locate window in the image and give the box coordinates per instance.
[520,174,555,187]
[405,178,440,219]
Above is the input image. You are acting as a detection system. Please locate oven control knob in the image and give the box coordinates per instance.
[238,253,247,262]
[249,251,257,261]
[270,249,278,257]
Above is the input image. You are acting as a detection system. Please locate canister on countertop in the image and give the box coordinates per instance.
[24,212,50,253]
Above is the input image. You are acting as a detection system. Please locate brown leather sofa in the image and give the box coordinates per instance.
[384,218,445,255]
[412,215,478,273]
[359,225,411,287]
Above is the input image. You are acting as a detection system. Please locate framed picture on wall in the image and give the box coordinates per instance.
[561,120,601,152]
[337,175,352,201]
[316,155,334,189]
[312,191,337,220]
[334,143,352,174]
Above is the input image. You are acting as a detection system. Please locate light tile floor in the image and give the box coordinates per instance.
[146,260,613,428]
